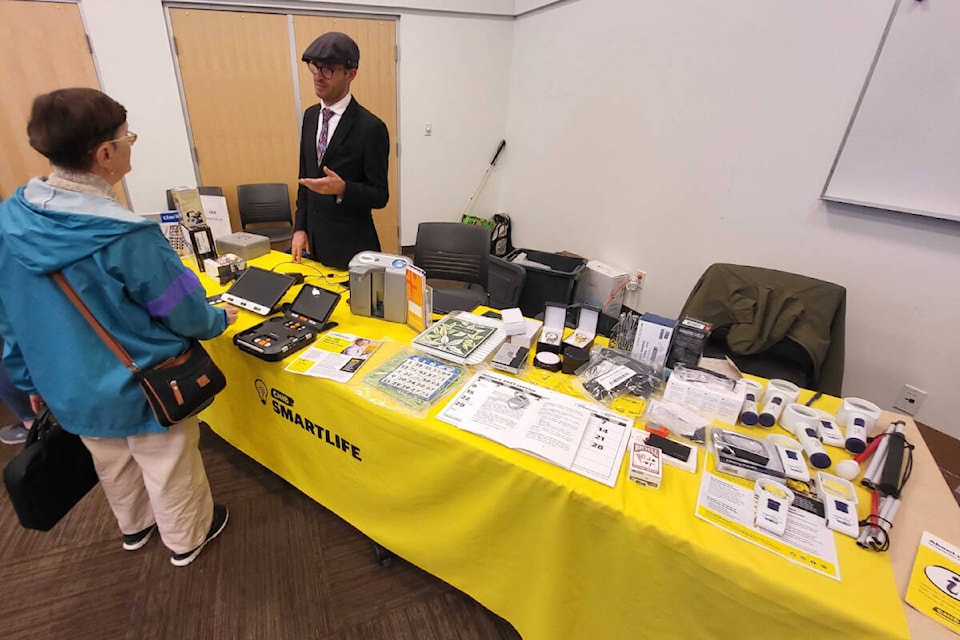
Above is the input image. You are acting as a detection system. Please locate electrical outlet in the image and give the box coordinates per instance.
[893,384,927,416]
[634,270,646,290]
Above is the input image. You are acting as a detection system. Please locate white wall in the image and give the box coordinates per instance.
[81,0,199,211]
[398,13,513,244]
[502,0,960,434]
[78,0,513,236]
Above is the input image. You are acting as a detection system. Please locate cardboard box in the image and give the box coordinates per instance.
[141,211,189,256]
[628,442,662,488]
[661,371,747,426]
[501,307,525,336]
[216,232,271,262]
[491,343,529,375]
[509,318,543,350]
[204,253,246,285]
[574,260,630,317]
[630,313,675,370]
[666,316,712,370]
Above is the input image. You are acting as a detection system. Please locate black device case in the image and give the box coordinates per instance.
[234,284,341,361]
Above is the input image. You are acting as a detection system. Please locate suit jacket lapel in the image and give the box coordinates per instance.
[305,105,321,178]
[320,98,359,166]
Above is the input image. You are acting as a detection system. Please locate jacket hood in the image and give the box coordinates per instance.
[0,179,154,275]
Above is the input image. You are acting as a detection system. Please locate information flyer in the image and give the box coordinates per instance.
[695,458,840,580]
[284,332,381,383]
[906,531,960,635]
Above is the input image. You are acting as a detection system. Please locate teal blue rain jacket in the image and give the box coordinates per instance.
[0,179,227,436]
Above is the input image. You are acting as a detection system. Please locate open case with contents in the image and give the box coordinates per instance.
[234,284,341,361]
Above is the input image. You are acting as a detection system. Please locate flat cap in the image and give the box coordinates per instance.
[302,32,360,69]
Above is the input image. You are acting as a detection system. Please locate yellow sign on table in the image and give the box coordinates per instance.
[907,531,960,635]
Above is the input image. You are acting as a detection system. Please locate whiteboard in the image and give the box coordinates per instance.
[822,0,960,222]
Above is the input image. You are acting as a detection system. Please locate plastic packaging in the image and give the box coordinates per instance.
[362,348,465,415]
[575,347,661,405]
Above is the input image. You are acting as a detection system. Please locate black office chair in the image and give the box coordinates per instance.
[165,186,224,211]
[414,222,491,314]
[236,183,295,245]
[487,255,526,310]
[679,263,846,395]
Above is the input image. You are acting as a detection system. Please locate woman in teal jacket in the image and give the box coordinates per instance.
[0,88,237,566]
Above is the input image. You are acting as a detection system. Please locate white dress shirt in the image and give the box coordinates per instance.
[316,93,352,154]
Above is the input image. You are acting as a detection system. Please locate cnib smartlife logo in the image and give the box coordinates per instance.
[253,378,362,462]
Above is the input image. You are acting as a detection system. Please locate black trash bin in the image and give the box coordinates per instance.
[506,248,586,318]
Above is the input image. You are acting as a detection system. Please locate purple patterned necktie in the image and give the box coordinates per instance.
[317,108,334,166]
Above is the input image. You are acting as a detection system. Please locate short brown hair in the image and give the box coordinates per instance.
[27,88,127,171]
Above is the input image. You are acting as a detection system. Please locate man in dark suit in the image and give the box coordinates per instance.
[293,32,389,269]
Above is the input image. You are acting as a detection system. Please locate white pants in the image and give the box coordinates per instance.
[81,417,214,554]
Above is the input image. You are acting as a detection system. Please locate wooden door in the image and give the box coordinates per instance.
[0,0,124,203]
[169,8,300,233]
[292,14,399,253]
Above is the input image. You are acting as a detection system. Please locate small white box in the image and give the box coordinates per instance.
[491,343,529,375]
[509,318,543,350]
[661,372,747,426]
[628,442,662,488]
[501,307,525,336]
[574,260,630,316]
[564,305,599,350]
[203,253,246,285]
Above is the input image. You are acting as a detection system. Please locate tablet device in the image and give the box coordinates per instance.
[289,284,340,324]
[221,267,296,315]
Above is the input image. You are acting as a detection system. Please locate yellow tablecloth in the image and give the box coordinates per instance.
[196,253,917,640]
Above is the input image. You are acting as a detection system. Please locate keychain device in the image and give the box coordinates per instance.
[816,472,860,538]
[754,478,795,537]
[814,410,845,448]
[767,434,810,483]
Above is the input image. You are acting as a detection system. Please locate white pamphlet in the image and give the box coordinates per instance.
[438,372,631,486]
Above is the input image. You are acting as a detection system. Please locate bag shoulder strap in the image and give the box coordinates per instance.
[50,271,140,373]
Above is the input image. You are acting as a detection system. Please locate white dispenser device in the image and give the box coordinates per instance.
[348,251,411,324]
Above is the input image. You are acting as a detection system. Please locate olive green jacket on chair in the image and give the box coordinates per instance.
[680,263,846,396]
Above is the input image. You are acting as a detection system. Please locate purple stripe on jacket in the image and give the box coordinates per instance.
[145,269,201,318]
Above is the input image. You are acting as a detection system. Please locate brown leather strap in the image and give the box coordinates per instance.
[50,271,140,373]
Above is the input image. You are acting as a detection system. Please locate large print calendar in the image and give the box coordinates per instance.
[364,352,464,410]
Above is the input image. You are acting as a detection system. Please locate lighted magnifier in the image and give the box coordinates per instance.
[754,479,795,537]
[816,471,860,538]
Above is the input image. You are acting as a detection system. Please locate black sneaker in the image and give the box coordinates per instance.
[170,504,228,567]
[122,523,158,551]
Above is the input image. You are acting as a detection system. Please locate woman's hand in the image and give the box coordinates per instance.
[225,305,239,325]
[29,394,45,414]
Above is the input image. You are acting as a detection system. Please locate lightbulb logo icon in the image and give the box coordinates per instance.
[254,379,269,405]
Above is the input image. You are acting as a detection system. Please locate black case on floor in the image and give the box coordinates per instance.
[234,284,341,361]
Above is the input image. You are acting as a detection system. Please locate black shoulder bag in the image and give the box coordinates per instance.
[51,272,226,427]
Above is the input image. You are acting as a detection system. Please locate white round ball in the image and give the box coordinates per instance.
[834,459,860,481]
